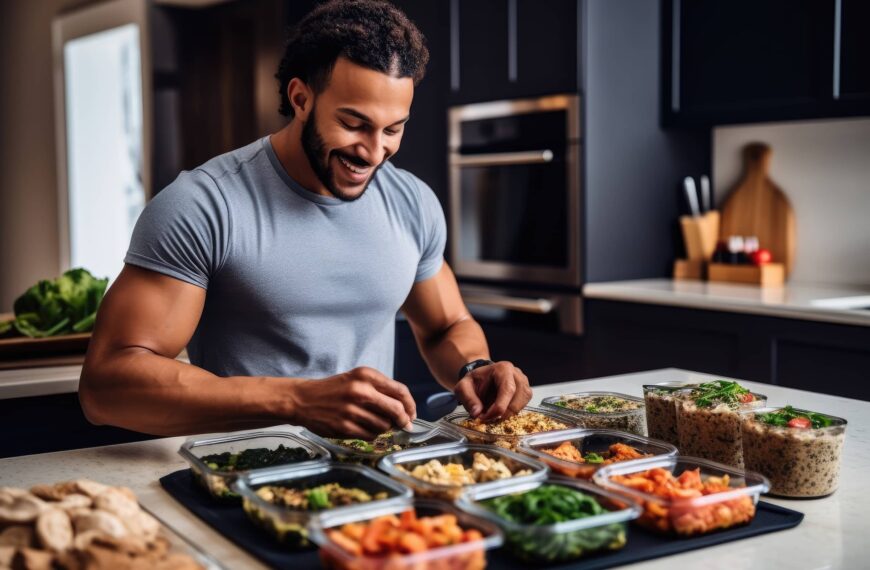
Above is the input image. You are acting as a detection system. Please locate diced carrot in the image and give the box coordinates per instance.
[400,509,417,527]
[340,522,365,541]
[461,529,483,543]
[328,529,363,556]
[360,517,394,554]
[397,531,428,553]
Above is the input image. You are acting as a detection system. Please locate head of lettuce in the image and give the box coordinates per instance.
[0,268,109,338]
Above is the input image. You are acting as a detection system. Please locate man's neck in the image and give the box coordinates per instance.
[269,125,330,197]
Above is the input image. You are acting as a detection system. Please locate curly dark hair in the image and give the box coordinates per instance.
[276,0,429,118]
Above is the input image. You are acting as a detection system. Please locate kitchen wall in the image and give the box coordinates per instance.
[0,0,93,311]
[713,118,870,287]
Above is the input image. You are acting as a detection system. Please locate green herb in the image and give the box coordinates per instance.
[583,452,604,464]
[584,404,600,413]
[6,268,108,338]
[691,380,752,408]
[554,401,569,408]
[757,406,833,429]
[339,439,375,453]
[482,485,626,562]
[199,444,312,472]
[306,487,331,509]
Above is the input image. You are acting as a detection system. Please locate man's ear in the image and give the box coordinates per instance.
[288,78,313,121]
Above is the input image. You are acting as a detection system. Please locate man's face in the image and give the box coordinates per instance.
[300,57,414,201]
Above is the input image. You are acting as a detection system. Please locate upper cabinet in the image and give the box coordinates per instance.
[449,0,579,105]
[663,0,870,126]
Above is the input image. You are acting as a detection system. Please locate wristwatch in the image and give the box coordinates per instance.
[457,359,494,381]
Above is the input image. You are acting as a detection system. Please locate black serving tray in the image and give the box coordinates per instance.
[160,468,803,569]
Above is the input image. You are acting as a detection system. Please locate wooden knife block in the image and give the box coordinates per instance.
[680,211,720,261]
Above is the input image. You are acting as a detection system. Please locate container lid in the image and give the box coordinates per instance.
[378,442,549,493]
[457,475,641,533]
[593,455,770,507]
[178,430,330,478]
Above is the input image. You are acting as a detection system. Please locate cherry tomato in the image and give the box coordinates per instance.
[787,417,812,429]
[739,393,755,404]
[751,249,773,265]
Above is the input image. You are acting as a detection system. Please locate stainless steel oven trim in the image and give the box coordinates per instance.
[448,95,582,288]
[460,284,583,335]
[449,149,554,167]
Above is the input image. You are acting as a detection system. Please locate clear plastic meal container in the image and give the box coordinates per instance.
[540,391,647,436]
[518,428,678,480]
[676,390,767,469]
[309,497,503,570]
[233,461,412,549]
[378,442,549,500]
[439,406,579,450]
[593,455,769,537]
[141,505,225,569]
[178,430,330,501]
[642,382,699,446]
[741,406,848,498]
[456,475,640,564]
[301,419,465,466]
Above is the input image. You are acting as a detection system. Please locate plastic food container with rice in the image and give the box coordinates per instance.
[301,419,465,466]
[378,442,549,500]
[178,431,330,501]
[309,497,503,570]
[233,461,412,549]
[456,475,640,564]
[594,455,769,537]
[741,405,847,498]
[643,381,699,446]
[540,391,647,436]
[518,428,677,479]
[675,380,767,468]
[439,406,579,450]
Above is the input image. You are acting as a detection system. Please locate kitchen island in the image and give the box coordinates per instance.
[1,368,866,569]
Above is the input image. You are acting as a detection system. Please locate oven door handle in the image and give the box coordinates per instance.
[462,293,555,314]
[450,149,554,167]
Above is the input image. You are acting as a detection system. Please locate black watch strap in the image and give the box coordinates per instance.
[458,359,494,381]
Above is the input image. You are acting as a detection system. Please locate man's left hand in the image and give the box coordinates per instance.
[453,361,532,421]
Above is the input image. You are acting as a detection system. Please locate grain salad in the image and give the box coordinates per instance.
[676,380,766,469]
[741,406,847,498]
[444,408,575,450]
[541,392,646,436]
[643,382,697,446]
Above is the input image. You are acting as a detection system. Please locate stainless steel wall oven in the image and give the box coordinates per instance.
[448,94,583,334]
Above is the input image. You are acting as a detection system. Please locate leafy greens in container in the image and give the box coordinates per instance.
[0,268,108,338]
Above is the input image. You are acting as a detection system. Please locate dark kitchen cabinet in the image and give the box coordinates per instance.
[450,0,579,104]
[663,0,870,126]
[584,299,870,401]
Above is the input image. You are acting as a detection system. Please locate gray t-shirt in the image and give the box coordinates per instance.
[125,136,445,379]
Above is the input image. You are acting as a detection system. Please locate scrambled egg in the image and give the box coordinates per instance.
[397,452,531,486]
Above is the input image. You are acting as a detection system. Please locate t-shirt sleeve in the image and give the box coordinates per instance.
[413,176,447,282]
[124,169,231,289]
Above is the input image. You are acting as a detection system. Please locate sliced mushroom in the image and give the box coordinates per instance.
[0,525,34,548]
[28,485,66,502]
[93,489,141,536]
[10,548,53,570]
[72,510,127,540]
[35,509,73,553]
[137,510,161,542]
[0,545,14,567]
[0,494,45,524]
[70,480,109,499]
[55,494,91,512]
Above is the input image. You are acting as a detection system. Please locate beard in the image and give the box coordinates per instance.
[300,106,383,202]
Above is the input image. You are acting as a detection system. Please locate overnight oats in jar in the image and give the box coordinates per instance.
[676,380,766,469]
[741,406,847,498]
[642,382,698,446]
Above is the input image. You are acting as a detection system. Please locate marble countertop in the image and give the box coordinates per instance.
[1,368,867,569]
[584,278,870,326]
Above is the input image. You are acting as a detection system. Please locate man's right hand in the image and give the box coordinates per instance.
[289,367,417,439]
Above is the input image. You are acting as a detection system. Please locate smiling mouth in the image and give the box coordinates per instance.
[336,154,371,175]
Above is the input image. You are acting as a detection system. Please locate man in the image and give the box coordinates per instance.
[79,0,532,439]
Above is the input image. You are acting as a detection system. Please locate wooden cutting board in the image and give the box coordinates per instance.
[719,142,796,277]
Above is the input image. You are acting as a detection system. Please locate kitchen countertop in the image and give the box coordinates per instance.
[584,278,870,326]
[1,368,866,569]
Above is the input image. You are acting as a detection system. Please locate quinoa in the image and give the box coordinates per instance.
[455,410,571,450]
[643,384,696,446]
[741,408,846,497]
[543,393,646,436]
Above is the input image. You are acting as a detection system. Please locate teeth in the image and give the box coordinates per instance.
[338,155,367,174]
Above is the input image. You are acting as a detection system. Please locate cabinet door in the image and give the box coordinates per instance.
[515,0,579,96]
[838,0,870,103]
[666,0,836,125]
[451,0,511,104]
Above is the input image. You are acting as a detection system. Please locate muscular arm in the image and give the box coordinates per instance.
[80,265,415,437]
[401,263,531,419]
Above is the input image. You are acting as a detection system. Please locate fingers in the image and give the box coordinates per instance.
[479,365,517,422]
[506,368,532,417]
[354,367,417,422]
[346,369,413,429]
[344,404,393,438]
[454,376,484,417]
